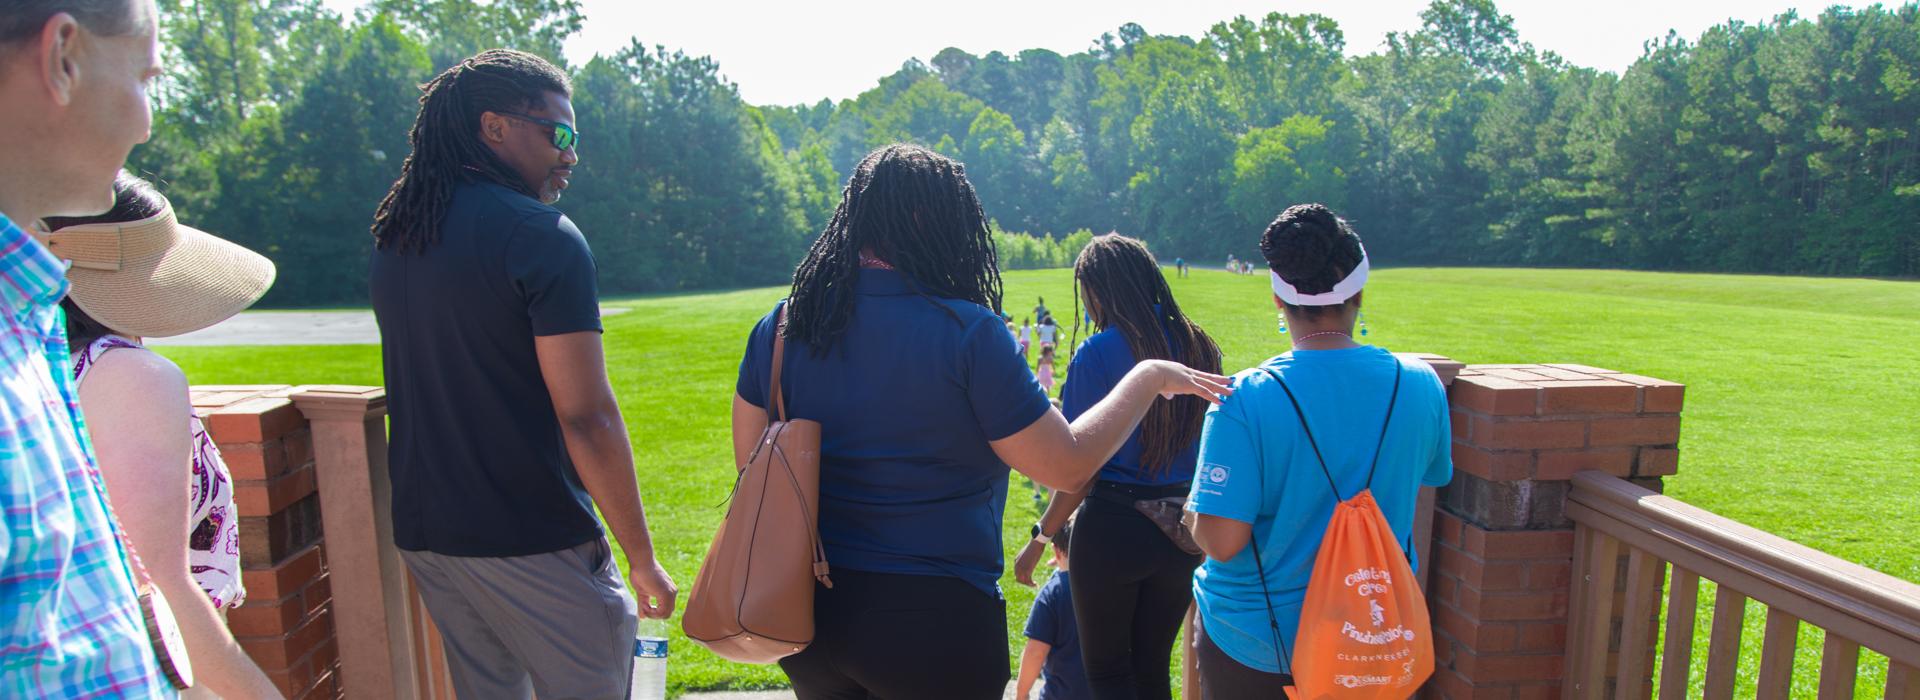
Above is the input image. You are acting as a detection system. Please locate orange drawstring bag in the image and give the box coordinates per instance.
[1253,367,1433,699]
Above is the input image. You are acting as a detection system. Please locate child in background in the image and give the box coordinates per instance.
[1037,345,1057,395]
[1038,315,1059,351]
[1020,317,1033,359]
[1018,521,1087,700]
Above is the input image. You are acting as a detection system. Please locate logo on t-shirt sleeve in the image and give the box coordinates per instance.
[1196,463,1232,496]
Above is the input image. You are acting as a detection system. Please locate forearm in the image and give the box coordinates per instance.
[1185,509,1253,561]
[1038,488,1090,537]
[1016,641,1049,700]
[564,413,656,560]
[1052,364,1168,485]
[163,574,281,698]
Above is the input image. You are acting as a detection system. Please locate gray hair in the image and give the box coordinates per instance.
[1,0,142,46]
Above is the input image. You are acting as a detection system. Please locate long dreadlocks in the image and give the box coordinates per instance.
[371,49,571,254]
[785,144,1003,352]
[1071,234,1222,474]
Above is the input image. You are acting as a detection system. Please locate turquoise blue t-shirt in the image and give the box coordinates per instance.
[1187,346,1453,674]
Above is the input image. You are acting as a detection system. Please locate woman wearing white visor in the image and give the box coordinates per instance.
[38,172,284,700]
[1181,204,1453,697]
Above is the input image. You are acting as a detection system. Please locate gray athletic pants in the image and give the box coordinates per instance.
[401,538,639,700]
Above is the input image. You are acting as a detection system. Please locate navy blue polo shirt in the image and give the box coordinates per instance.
[371,181,604,557]
[1024,570,1090,700]
[1060,328,1200,486]
[736,269,1052,595]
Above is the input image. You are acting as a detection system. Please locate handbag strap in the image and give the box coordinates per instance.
[768,304,789,423]
[764,302,833,586]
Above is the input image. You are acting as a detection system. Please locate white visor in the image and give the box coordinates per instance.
[1270,245,1368,306]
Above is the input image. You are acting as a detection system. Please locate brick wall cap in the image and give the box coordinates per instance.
[290,386,388,420]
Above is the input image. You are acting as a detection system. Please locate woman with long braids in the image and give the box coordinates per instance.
[368,49,676,700]
[1183,204,1452,697]
[731,144,1231,700]
[1012,234,1222,700]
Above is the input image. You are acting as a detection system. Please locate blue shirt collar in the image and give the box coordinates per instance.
[855,267,918,297]
[0,213,71,317]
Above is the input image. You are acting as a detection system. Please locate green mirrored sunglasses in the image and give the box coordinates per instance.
[498,112,578,151]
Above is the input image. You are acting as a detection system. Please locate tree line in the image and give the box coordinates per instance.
[133,0,1920,306]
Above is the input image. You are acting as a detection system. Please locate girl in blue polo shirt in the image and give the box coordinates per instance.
[1014,234,1222,700]
[732,144,1232,700]
[1183,204,1453,698]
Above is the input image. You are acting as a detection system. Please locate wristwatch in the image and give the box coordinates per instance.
[1029,523,1053,544]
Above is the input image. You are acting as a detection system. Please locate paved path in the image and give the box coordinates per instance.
[145,306,630,346]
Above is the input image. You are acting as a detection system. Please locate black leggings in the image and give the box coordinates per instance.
[1068,483,1204,700]
[779,569,1008,700]
[1192,614,1293,700]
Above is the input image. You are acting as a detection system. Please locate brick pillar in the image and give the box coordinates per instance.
[197,386,341,699]
[1426,364,1684,699]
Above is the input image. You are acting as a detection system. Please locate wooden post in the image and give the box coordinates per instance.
[292,386,419,700]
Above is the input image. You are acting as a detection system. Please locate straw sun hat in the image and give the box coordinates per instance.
[36,202,276,339]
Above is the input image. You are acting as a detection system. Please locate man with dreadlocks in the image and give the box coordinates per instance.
[1013,234,1222,700]
[368,48,675,700]
[728,144,1232,700]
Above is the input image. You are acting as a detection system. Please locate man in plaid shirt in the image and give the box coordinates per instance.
[0,0,178,697]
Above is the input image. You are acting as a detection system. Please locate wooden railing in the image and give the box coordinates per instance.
[1564,471,1920,699]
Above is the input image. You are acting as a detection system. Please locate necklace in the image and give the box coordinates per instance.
[1292,330,1353,346]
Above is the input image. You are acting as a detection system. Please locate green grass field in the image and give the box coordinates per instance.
[156,267,1920,696]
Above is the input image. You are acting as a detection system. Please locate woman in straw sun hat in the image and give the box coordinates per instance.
[38,171,283,700]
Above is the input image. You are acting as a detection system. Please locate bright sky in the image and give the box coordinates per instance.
[318,0,1826,106]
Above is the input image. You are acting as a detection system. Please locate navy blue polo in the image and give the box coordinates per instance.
[371,181,604,557]
[1060,328,1199,486]
[736,269,1053,595]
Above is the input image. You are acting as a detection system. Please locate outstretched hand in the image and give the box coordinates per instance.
[1148,360,1234,404]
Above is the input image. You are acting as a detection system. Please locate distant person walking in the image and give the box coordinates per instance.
[1174,257,1188,278]
[1183,204,1452,697]
[1037,314,1060,350]
[0,1,182,696]
[1015,234,1223,700]
[730,143,1229,700]
[1020,317,1034,358]
[1035,296,1050,324]
[369,48,675,700]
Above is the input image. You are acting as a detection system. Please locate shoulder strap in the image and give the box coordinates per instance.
[1248,530,1292,675]
[1262,367,1341,500]
[1365,366,1404,486]
[768,304,789,423]
[1260,362,1403,500]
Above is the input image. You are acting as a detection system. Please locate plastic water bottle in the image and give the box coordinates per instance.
[630,619,668,700]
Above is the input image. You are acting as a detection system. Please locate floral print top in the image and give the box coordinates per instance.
[73,334,245,609]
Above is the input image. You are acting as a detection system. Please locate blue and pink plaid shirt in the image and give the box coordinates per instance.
[0,212,174,698]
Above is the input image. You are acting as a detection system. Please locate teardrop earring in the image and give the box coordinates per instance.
[1277,313,1289,335]
[1358,311,1369,337]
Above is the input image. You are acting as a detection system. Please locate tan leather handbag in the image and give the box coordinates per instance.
[683,306,832,664]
